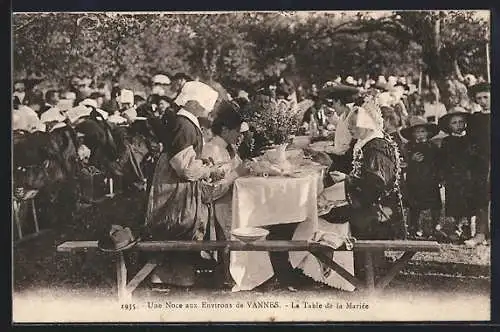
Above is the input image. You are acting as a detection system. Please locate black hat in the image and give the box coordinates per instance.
[134,94,146,103]
[438,107,470,134]
[319,84,360,103]
[373,82,392,91]
[89,91,105,99]
[172,72,193,81]
[97,224,140,252]
[401,116,439,141]
[469,82,490,98]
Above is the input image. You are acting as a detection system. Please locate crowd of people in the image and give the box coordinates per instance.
[299,76,490,249]
[12,69,491,288]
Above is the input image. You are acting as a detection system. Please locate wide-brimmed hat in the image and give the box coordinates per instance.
[438,107,470,134]
[89,91,105,99]
[319,84,360,102]
[134,91,147,101]
[400,116,439,141]
[98,225,139,252]
[172,73,193,81]
[468,82,490,98]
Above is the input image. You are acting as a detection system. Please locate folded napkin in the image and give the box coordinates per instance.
[311,230,356,250]
[296,220,356,292]
[317,182,348,216]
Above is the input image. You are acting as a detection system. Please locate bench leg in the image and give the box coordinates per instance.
[126,260,158,295]
[375,251,416,290]
[364,252,375,291]
[116,252,130,302]
[31,199,40,233]
[13,200,23,239]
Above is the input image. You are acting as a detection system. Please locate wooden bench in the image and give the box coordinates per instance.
[57,239,440,301]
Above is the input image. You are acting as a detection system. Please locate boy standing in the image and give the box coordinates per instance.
[438,108,475,242]
[400,116,442,239]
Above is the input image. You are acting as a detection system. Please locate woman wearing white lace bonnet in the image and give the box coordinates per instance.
[326,96,405,241]
[350,102,384,135]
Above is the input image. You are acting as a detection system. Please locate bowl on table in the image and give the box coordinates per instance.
[231,227,270,243]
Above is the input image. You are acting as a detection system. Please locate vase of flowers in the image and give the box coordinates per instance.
[239,96,301,157]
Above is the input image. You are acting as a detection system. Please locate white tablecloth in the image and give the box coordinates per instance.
[230,169,323,291]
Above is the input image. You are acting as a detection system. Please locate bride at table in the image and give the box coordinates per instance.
[310,95,405,283]
[322,96,405,241]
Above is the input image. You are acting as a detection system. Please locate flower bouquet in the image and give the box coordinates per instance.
[239,96,301,157]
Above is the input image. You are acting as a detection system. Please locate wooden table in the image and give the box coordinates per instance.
[57,239,440,302]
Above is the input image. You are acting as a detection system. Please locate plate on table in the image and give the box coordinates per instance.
[308,141,334,152]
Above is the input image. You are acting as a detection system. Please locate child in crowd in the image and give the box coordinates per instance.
[400,116,442,239]
[438,107,474,242]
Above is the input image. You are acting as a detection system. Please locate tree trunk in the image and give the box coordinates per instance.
[454,58,464,82]
[486,42,491,82]
[423,13,444,90]
[434,13,441,54]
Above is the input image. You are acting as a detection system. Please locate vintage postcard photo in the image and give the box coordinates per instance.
[12,10,491,323]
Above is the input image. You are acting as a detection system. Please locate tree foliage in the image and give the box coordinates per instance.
[13,11,489,92]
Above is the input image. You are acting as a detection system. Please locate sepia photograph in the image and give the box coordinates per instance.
[11,10,491,323]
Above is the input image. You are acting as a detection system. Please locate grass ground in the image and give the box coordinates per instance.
[12,190,491,322]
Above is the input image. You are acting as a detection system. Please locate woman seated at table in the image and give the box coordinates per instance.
[200,102,250,283]
[143,99,247,288]
[322,96,405,241]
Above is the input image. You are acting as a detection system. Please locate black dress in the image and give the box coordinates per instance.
[440,135,475,217]
[404,141,442,211]
[143,114,208,286]
[346,138,404,239]
[467,112,491,212]
[320,137,404,239]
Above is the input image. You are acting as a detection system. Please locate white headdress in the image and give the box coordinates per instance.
[354,94,384,131]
